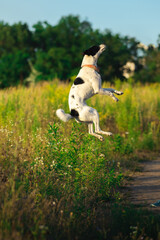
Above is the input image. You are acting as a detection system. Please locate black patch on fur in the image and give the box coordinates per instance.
[74,77,84,85]
[83,45,100,56]
[71,95,75,98]
[70,109,79,117]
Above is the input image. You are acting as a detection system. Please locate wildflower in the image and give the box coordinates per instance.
[81,187,88,190]
[50,160,56,168]
[39,225,48,231]
[117,162,120,168]
[130,226,138,236]
[39,159,44,166]
[70,212,73,218]
[75,168,80,171]
[99,153,105,158]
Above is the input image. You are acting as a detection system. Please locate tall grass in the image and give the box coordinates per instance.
[0,80,160,239]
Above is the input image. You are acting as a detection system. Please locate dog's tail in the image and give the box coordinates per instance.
[56,109,73,122]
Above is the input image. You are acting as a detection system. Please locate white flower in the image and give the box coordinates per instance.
[99,154,105,158]
[50,160,56,169]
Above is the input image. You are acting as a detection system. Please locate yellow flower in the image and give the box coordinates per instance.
[75,168,80,172]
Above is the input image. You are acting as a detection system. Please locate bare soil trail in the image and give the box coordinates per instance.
[129,158,160,209]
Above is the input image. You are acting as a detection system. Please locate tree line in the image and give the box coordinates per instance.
[0,15,160,88]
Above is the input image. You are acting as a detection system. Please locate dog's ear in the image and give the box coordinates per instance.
[83,45,100,56]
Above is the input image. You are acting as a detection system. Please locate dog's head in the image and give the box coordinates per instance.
[83,44,106,57]
[82,44,106,66]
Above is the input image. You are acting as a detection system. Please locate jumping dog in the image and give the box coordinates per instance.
[56,44,123,141]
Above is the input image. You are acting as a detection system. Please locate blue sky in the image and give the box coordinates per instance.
[1,0,160,46]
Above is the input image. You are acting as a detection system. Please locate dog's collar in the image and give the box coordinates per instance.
[81,65,99,72]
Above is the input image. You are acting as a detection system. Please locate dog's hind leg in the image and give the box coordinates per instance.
[88,123,104,141]
[92,112,113,136]
[95,125,113,136]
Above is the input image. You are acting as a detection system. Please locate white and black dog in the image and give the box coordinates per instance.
[56,44,123,141]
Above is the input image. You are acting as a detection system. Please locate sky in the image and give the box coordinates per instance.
[1,0,160,46]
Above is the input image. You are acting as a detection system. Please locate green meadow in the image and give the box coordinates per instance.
[0,80,160,239]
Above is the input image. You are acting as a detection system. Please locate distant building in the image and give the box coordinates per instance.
[137,42,148,51]
[122,42,156,78]
[122,61,136,79]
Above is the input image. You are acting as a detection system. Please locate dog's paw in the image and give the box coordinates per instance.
[99,136,104,141]
[106,132,113,136]
[113,97,119,102]
[114,90,123,95]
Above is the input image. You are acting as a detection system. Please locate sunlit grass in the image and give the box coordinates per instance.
[0,80,160,239]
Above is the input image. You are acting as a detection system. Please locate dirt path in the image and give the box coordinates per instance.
[129,158,160,209]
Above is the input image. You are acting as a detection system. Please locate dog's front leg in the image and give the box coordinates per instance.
[99,88,119,102]
[103,88,123,96]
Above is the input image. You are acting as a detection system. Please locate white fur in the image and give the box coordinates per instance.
[56,109,73,122]
[56,44,123,141]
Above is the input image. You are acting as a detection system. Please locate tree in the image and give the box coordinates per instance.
[33,15,101,79]
[0,22,34,87]
[0,51,30,88]
[0,21,34,56]
[34,47,72,80]
[134,47,160,83]
[98,31,140,81]
[0,15,154,88]
[32,21,57,52]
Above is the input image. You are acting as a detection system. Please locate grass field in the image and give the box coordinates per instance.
[0,80,160,240]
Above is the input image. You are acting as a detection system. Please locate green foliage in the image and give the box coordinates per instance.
[111,134,133,154]
[134,47,160,83]
[0,15,141,88]
[100,33,140,81]
[0,50,30,88]
[0,21,34,87]
[0,21,33,55]
[32,123,123,206]
[1,15,160,87]
[34,47,72,80]
[0,82,160,239]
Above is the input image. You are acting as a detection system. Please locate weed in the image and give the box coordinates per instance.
[0,81,160,239]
